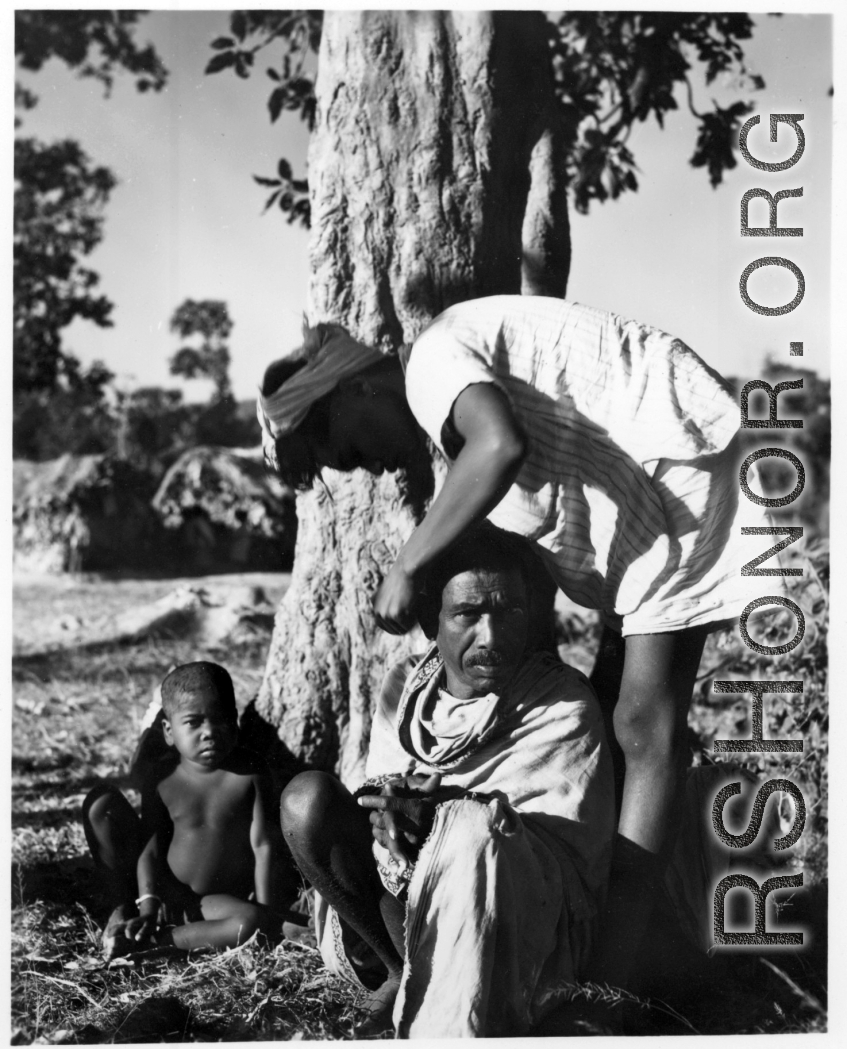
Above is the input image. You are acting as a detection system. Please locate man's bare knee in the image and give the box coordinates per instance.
[232,903,271,944]
[280,770,342,838]
[613,702,677,769]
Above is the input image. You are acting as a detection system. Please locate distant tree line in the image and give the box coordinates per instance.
[13,13,258,469]
[12,11,829,542]
[13,292,260,468]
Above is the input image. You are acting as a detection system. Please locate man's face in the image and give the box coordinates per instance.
[436,566,528,700]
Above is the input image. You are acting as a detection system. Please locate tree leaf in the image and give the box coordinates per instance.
[277,158,292,181]
[211,37,234,50]
[231,11,247,42]
[205,51,236,75]
[268,86,286,123]
[289,199,311,229]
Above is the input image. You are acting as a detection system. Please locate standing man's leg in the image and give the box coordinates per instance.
[588,626,627,811]
[588,627,708,989]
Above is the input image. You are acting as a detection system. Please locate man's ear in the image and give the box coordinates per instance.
[162,718,175,747]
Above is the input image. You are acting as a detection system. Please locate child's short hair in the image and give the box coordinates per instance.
[160,662,237,720]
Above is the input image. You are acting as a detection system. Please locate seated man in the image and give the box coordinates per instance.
[83,662,290,958]
[280,525,615,1037]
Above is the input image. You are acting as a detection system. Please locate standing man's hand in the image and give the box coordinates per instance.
[374,562,418,635]
[373,383,527,638]
[358,773,442,868]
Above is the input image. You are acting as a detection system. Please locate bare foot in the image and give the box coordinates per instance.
[355,973,402,1038]
[101,905,135,962]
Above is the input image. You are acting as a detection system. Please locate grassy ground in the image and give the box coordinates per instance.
[11,558,828,1041]
[12,572,367,1043]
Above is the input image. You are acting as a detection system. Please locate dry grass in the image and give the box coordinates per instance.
[11,563,828,1041]
[11,572,373,1043]
[12,905,364,1043]
[690,538,829,884]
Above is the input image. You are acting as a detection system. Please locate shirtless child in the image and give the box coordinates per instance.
[83,662,286,958]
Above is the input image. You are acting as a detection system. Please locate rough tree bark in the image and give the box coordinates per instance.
[252,11,571,786]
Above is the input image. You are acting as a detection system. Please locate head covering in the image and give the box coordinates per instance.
[256,325,384,468]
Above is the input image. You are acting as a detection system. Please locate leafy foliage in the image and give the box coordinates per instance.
[15,10,167,97]
[14,10,168,453]
[690,101,752,187]
[204,11,318,225]
[13,370,116,462]
[169,299,234,403]
[113,387,194,473]
[206,11,763,224]
[550,12,760,211]
[732,361,830,538]
[254,158,310,226]
[691,538,829,885]
[111,385,260,475]
[13,137,117,394]
[204,9,320,129]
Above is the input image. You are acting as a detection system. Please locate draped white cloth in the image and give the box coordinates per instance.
[316,646,615,1037]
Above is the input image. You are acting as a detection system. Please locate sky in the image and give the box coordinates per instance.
[14,10,833,403]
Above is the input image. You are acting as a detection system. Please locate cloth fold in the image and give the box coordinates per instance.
[319,647,615,1037]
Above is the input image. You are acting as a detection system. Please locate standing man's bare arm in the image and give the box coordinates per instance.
[374,383,526,634]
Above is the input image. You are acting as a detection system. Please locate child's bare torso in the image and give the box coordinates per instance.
[157,752,259,898]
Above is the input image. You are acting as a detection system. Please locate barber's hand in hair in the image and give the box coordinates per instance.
[358,773,442,869]
[374,562,418,635]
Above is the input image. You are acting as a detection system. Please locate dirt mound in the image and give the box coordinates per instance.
[151,446,296,573]
[13,447,297,576]
[12,454,158,574]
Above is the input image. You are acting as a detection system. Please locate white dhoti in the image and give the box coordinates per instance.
[317,647,615,1037]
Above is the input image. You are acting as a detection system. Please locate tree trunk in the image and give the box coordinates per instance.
[252,10,571,786]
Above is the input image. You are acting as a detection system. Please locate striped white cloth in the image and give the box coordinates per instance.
[405,296,772,635]
[257,329,383,439]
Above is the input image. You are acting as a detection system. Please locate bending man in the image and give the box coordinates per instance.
[258,295,775,984]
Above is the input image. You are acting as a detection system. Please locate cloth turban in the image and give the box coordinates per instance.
[256,326,384,471]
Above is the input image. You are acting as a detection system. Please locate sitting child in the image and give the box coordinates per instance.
[82,661,288,959]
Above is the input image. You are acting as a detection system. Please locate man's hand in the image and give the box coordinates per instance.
[358,772,442,868]
[373,562,417,635]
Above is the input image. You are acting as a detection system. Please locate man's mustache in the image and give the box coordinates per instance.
[466,650,508,668]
